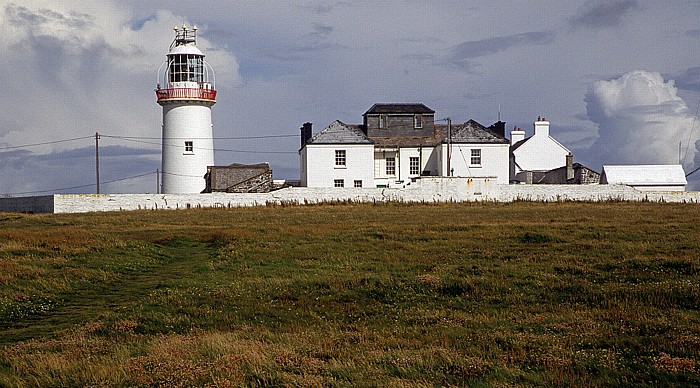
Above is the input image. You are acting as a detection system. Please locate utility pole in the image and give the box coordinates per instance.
[156,169,160,194]
[446,117,452,177]
[95,132,100,194]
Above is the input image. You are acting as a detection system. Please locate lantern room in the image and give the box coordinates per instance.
[156,24,216,103]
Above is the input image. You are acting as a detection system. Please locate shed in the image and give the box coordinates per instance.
[600,165,687,191]
[203,163,273,193]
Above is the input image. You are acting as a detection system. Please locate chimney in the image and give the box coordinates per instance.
[489,120,506,138]
[510,126,525,145]
[534,117,550,137]
[300,122,312,147]
[566,153,574,182]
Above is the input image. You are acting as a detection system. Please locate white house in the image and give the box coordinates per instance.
[299,120,375,188]
[510,117,571,183]
[600,165,687,191]
[300,104,510,187]
[442,120,510,184]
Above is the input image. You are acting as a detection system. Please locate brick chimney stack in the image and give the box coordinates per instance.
[301,122,313,147]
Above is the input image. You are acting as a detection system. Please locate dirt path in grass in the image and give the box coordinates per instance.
[0,239,214,345]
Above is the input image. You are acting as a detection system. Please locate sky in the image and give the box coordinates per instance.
[1,0,699,194]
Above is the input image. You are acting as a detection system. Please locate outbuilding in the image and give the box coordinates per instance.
[600,165,687,191]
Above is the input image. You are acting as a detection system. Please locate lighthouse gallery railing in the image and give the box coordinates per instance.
[156,88,217,101]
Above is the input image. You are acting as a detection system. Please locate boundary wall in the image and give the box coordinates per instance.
[1,179,698,214]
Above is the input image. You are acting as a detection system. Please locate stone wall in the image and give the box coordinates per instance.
[1,180,698,214]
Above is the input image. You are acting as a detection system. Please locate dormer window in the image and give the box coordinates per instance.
[379,114,387,129]
[414,114,423,129]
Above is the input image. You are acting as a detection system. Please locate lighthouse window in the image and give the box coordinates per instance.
[184,141,194,153]
[169,55,204,83]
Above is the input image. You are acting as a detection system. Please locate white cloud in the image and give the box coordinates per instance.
[0,2,239,150]
[585,70,699,173]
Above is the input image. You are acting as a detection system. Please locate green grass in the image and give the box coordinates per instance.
[0,202,699,386]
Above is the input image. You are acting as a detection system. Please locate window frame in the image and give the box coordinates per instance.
[386,157,396,176]
[379,114,388,129]
[470,148,482,166]
[335,149,346,167]
[334,179,345,187]
[354,180,363,188]
[409,156,420,176]
[184,141,194,154]
[414,114,423,129]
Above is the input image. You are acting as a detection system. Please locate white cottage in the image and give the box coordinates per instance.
[510,117,571,183]
[299,120,374,188]
[300,104,510,187]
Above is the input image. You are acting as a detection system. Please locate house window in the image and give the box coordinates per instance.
[379,114,387,129]
[354,180,363,188]
[334,179,344,187]
[414,114,423,129]
[184,141,194,153]
[409,157,420,175]
[335,150,346,166]
[386,157,396,176]
[471,149,481,165]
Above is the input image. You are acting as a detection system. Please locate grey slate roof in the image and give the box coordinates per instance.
[306,120,372,144]
[364,103,435,115]
[306,118,508,148]
[446,120,509,144]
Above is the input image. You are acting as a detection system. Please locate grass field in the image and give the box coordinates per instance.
[0,202,698,386]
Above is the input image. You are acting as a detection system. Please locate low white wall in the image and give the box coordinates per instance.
[1,181,698,214]
[497,184,700,203]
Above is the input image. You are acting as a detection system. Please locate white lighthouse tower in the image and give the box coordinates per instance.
[156,25,216,193]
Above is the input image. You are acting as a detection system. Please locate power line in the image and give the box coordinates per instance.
[0,136,93,151]
[3,171,156,196]
[102,136,297,154]
[102,134,298,140]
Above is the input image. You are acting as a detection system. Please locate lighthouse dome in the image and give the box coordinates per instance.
[169,44,204,57]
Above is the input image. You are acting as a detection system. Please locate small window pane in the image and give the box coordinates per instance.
[414,114,423,129]
[470,149,481,165]
[334,179,344,187]
[386,157,396,176]
[410,157,420,175]
[335,150,346,166]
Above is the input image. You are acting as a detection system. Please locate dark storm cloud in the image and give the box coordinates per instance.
[0,146,159,195]
[687,29,700,38]
[569,0,638,29]
[448,31,555,66]
[670,67,700,91]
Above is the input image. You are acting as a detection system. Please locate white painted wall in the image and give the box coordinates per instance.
[303,144,375,188]
[161,102,215,193]
[511,120,570,179]
[444,143,509,184]
[3,182,700,214]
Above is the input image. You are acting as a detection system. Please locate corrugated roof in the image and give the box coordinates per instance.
[306,120,372,144]
[601,165,687,185]
[447,120,509,144]
[364,103,435,115]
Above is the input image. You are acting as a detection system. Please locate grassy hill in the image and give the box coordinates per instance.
[0,202,698,386]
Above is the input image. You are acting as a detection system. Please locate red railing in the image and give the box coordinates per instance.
[156,88,217,102]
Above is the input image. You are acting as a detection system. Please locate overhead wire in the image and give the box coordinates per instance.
[4,171,156,196]
[0,132,299,195]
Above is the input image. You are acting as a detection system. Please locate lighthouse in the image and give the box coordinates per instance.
[156,25,216,193]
